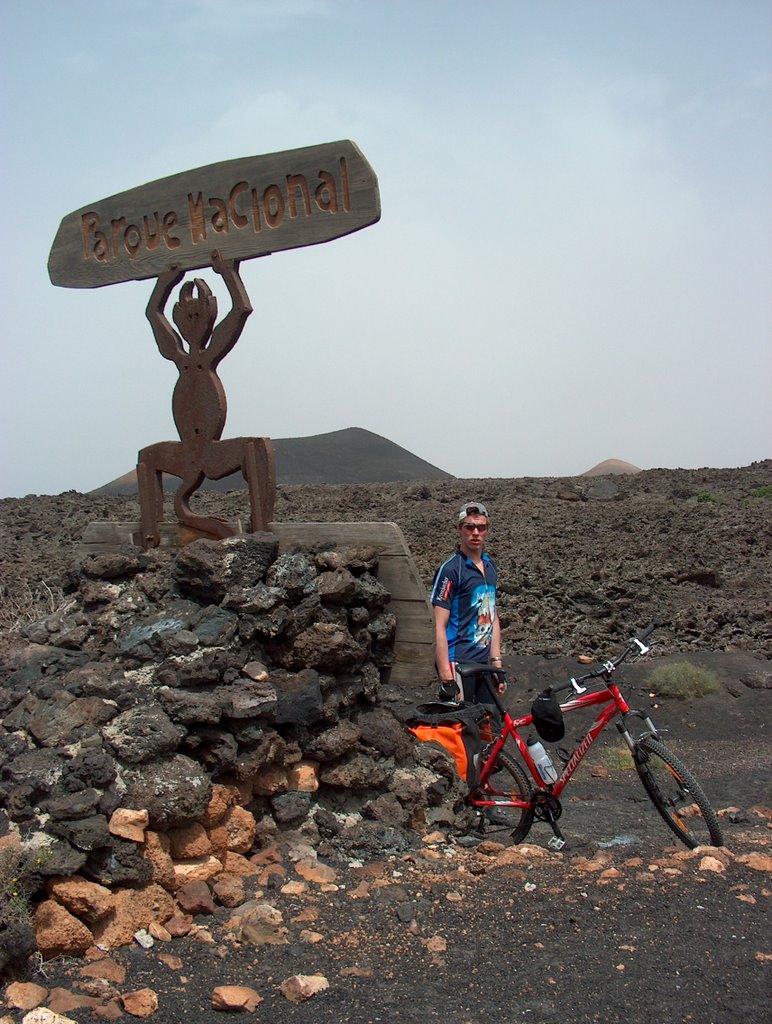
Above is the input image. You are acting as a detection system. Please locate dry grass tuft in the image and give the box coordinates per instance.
[0,843,49,932]
[647,662,720,700]
[0,579,62,635]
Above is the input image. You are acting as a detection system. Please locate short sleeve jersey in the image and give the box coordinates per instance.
[430,548,498,664]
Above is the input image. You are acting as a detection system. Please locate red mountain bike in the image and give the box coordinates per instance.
[462,624,724,850]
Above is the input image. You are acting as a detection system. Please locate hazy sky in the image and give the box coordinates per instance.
[2,0,770,497]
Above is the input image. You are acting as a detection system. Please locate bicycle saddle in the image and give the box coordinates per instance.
[455,662,506,678]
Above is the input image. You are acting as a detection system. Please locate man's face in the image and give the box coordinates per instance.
[458,514,489,555]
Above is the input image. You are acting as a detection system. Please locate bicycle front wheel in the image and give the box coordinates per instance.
[634,737,724,849]
[484,750,534,844]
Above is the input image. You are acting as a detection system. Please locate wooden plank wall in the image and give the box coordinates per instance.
[79,520,435,687]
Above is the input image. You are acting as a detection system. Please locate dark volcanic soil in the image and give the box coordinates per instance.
[1,463,770,1023]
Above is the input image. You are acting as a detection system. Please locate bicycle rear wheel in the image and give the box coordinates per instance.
[634,737,724,849]
[483,750,534,844]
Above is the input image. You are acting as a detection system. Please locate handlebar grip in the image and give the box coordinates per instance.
[550,678,580,695]
[637,622,658,643]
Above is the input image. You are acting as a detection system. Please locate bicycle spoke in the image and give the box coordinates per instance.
[635,737,723,849]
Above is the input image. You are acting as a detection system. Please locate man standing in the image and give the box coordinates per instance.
[431,500,506,703]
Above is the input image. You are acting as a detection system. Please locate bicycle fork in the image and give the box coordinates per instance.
[615,710,659,760]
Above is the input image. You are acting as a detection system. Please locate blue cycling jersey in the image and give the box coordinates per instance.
[430,548,498,664]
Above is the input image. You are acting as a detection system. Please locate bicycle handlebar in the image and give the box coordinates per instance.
[637,622,657,643]
[549,622,658,696]
[460,623,658,707]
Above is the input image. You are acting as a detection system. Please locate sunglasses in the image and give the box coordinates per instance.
[461,523,489,533]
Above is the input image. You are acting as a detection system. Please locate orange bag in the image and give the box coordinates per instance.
[405,702,485,790]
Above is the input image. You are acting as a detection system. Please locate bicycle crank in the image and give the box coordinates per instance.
[532,792,567,851]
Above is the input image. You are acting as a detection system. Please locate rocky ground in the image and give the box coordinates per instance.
[3,821,770,1024]
[2,710,770,1024]
[0,463,770,1023]
[2,461,770,657]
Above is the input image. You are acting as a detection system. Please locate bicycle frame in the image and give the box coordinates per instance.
[475,680,655,809]
[455,625,723,850]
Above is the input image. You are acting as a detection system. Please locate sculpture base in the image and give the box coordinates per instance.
[79,520,247,554]
[78,520,435,687]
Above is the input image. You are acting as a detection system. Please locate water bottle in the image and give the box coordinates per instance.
[527,738,558,784]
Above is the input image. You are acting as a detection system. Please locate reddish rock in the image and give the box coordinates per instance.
[212,874,246,907]
[176,879,216,915]
[295,857,337,884]
[4,981,48,1010]
[158,952,184,969]
[208,824,230,862]
[121,988,159,1017]
[737,852,772,871]
[48,988,103,1015]
[287,760,320,792]
[201,783,239,828]
[165,912,194,937]
[221,851,260,877]
[33,900,94,958]
[148,920,172,941]
[90,884,175,949]
[279,974,330,1002]
[141,830,177,892]
[222,805,257,854]
[167,821,212,860]
[93,999,124,1021]
[250,844,282,866]
[108,808,149,843]
[79,958,127,984]
[47,876,114,922]
[212,985,262,1011]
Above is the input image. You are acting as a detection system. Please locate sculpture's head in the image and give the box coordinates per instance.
[173,279,217,347]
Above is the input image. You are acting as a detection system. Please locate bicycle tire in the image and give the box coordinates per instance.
[634,737,724,849]
[484,750,535,844]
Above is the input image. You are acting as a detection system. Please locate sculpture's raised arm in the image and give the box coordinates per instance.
[209,251,253,365]
[146,265,186,362]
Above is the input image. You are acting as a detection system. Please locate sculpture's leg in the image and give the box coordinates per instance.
[137,453,166,548]
[140,441,209,547]
[242,437,276,532]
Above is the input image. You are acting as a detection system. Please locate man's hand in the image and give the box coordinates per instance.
[438,680,458,702]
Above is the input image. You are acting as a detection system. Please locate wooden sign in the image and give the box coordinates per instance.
[48,140,380,289]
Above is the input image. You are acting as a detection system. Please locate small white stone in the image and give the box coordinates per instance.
[133,929,155,949]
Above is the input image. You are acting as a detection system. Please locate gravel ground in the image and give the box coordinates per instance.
[5,677,770,1024]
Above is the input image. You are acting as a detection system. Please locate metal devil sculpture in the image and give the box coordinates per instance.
[49,141,380,548]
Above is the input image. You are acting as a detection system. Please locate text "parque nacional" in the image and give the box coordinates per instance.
[81,157,353,264]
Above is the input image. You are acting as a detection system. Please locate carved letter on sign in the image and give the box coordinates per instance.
[48,140,380,289]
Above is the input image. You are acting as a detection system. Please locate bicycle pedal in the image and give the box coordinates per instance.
[547,835,566,851]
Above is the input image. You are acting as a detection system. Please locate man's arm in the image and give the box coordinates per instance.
[433,605,454,683]
[490,612,502,663]
[490,612,506,694]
